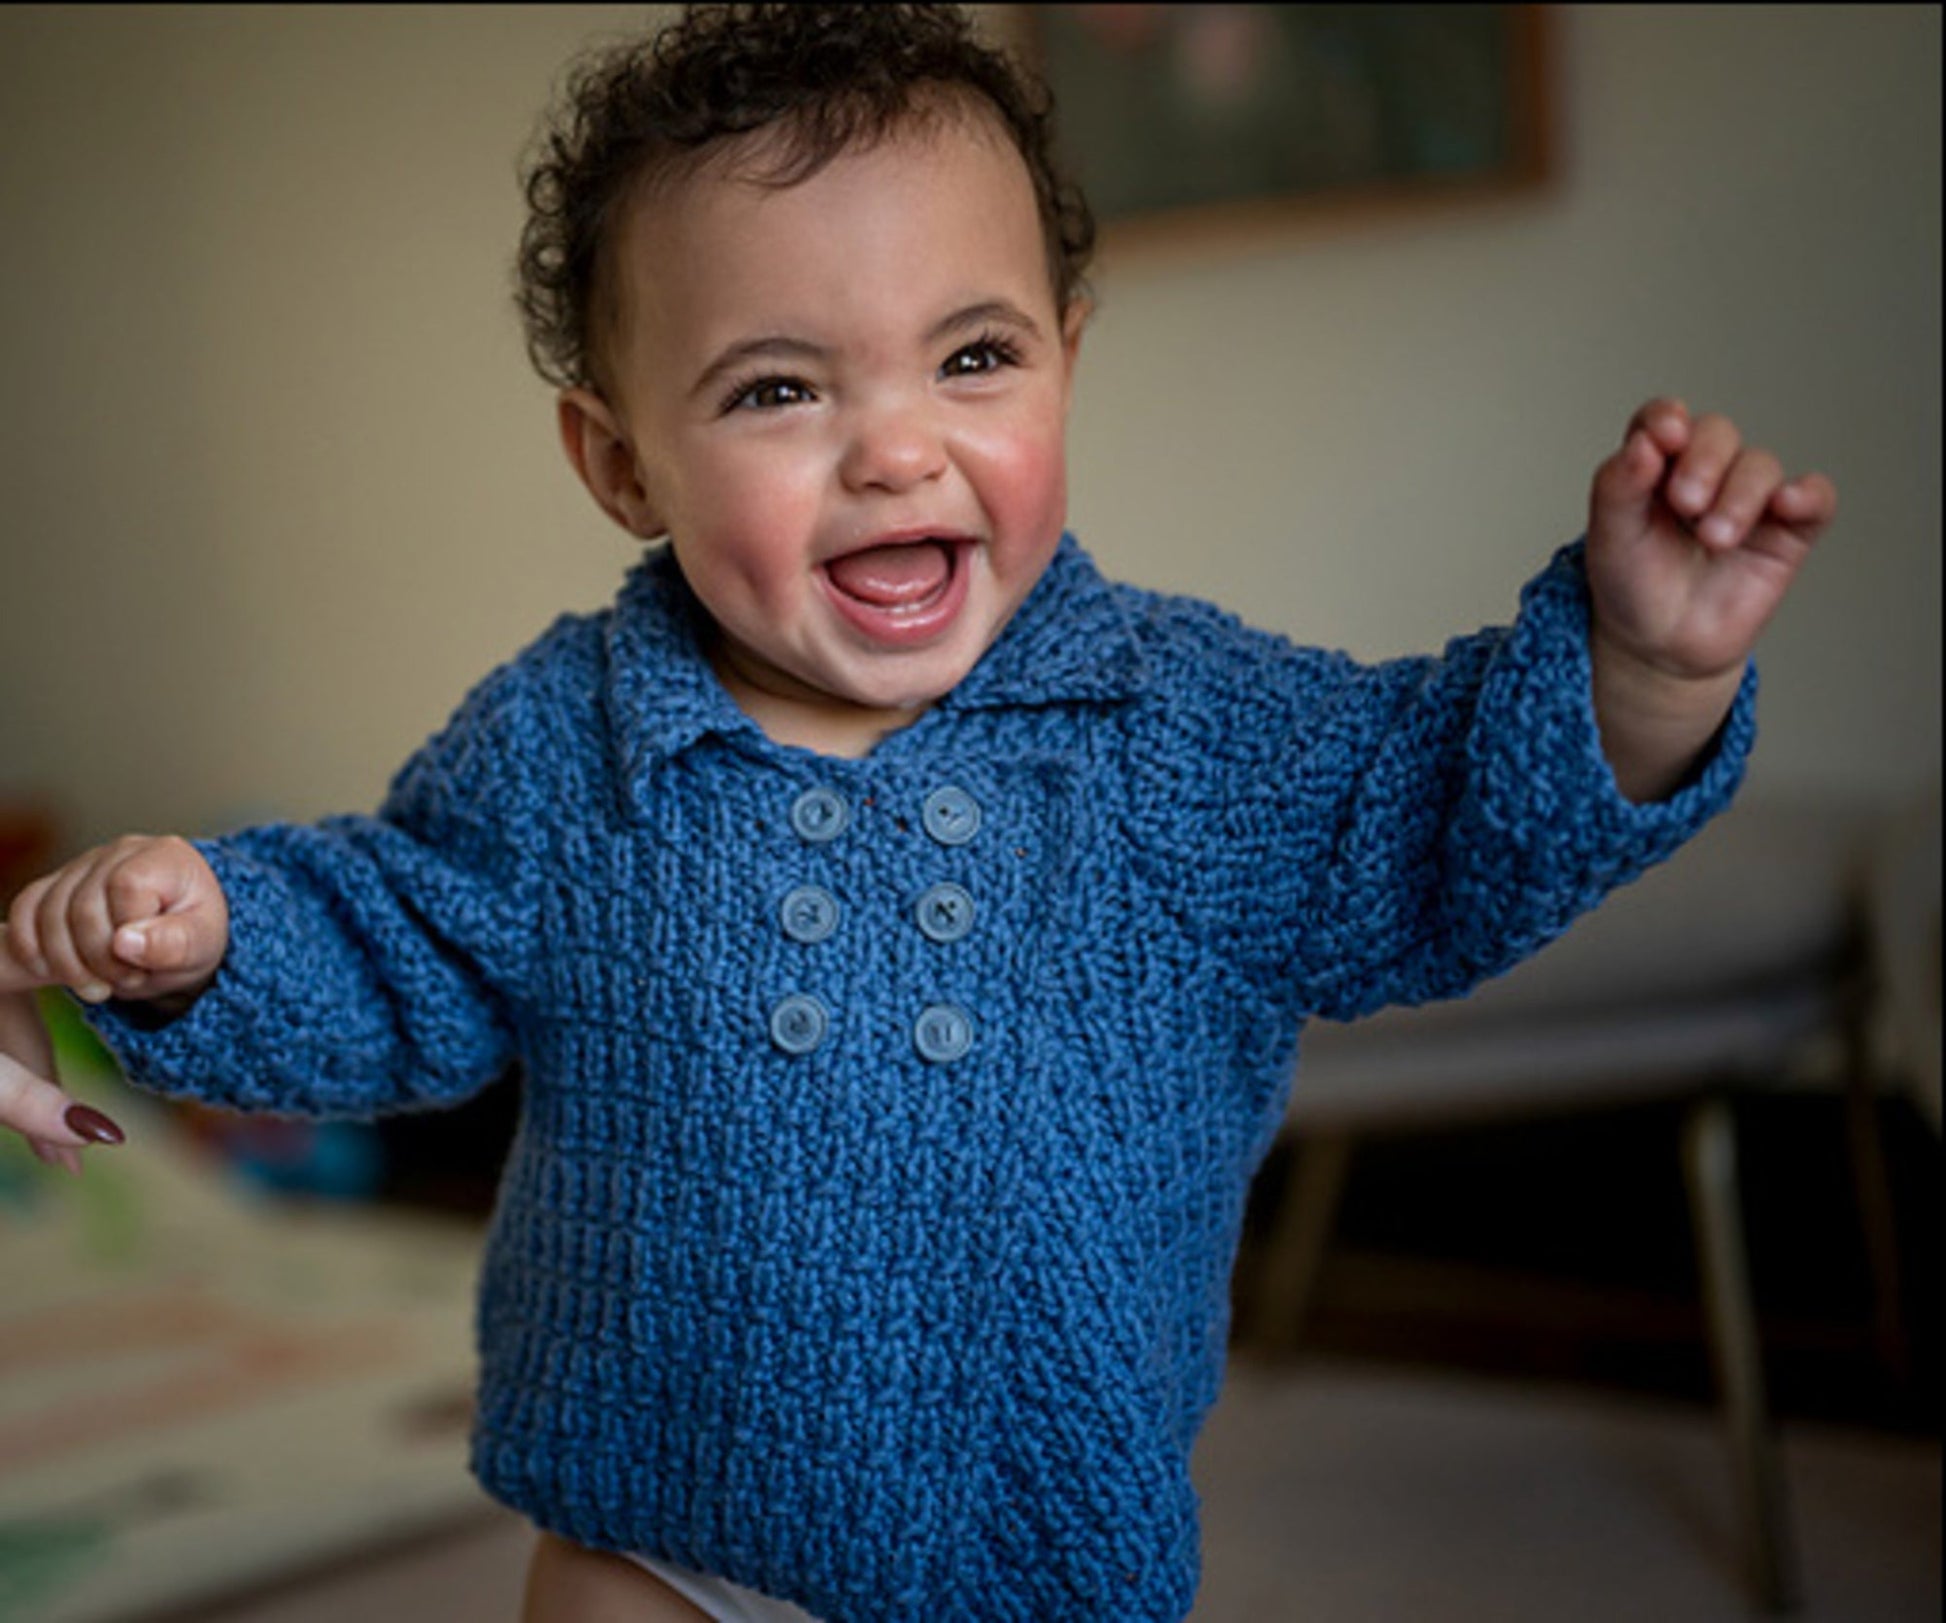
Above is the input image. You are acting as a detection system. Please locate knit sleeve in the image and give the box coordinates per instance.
[80,650,546,1119]
[1157,541,1755,1023]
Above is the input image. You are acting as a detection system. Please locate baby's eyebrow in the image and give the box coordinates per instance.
[929,299,1042,342]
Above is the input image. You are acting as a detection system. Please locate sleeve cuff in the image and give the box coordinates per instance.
[79,836,310,1114]
[1472,539,1757,887]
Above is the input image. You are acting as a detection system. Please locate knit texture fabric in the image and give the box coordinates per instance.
[85,535,1753,1622]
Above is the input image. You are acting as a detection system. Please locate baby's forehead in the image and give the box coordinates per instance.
[592,95,1047,385]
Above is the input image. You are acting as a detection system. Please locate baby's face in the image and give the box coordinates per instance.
[600,110,1081,746]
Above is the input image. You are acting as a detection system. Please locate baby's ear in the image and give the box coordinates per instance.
[1060,299,1090,368]
[1057,300,1089,413]
[556,388,665,539]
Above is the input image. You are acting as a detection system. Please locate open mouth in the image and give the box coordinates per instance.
[819,535,971,647]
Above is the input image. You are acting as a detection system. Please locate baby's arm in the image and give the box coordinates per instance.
[1584,399,1837,801]
[0,619,563,1168]
[0,835,228,1168]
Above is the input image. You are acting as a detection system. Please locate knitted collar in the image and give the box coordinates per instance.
[603,532,1149,772]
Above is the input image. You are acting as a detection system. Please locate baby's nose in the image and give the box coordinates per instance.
[839,404,947,493]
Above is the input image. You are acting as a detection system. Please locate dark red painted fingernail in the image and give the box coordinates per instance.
[65,1104,125,1145]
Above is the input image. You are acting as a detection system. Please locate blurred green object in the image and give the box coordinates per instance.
[0,989,147,1262]
[38,986,120,1081]
[0,1519,112,1619]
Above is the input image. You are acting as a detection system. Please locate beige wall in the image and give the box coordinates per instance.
[1,5,1938,850]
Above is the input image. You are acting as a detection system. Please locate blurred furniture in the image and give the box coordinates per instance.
[1863,787,1941,1137]
[0,800,58,901]
[1251,792,1907,1615]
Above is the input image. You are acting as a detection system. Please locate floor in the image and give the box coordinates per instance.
[169,1357,1939,1623]
[1192,1357,1939,1622]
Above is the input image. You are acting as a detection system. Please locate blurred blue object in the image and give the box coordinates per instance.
[216,1118,385,1201]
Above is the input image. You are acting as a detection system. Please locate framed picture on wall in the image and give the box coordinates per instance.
[1021,4,1551,248]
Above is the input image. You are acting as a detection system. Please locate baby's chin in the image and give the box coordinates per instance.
[815,658,971,719]
[843,622,1011,705]
[711,629,973,729]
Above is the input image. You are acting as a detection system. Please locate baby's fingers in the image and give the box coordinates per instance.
[1691,447,1784,551]
[3,877,56,985]
[32,854,123,1002]
[12,835,227,1002]
[103,845,228,993]
[1769,471,1839,535]
[115,913,204,976]
[0,921,47,994]
[7,857,123,997]
[1663,413,1744,524]
[64,848,143,999]
[1590,426,1669,528]
[1624,396,1691,457]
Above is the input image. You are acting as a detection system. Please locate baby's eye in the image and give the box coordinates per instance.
[723,375,815,413]
[940,334,1023,379]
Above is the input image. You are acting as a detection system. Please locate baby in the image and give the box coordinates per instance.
[0,6,1833,1621]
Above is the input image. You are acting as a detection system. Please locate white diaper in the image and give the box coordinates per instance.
[626,1553,822,1622]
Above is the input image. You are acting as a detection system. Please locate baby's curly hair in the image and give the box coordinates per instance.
[514,3,1096,397]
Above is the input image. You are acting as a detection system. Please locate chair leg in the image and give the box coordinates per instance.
[1253,1129,1354,1358]
[1840,977,1912,1386]
[1681,1093,1801,1614]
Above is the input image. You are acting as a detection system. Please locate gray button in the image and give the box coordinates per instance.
[780,885,840,944]
[915,882,975,943]
[922,786,981,846]
[770,994,828,1055]
[791,786,849,843]
[914,1002,975,1063]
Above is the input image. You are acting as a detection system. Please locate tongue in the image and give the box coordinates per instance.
[826,540,950,606]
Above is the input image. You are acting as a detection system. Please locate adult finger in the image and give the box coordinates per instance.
[0,994,125,1147]
[32,1136,84,1175]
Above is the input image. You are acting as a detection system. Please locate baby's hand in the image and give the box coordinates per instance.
[1585,398,1836,682]
[0,836,228,1167]
[3,835,228,1005]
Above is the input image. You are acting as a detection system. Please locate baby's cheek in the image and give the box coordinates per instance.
[983,423,1071,548]
[714,463,808,540]
[697,467,824,586]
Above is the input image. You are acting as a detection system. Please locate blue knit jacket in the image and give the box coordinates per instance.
[86,535,1752,1621]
